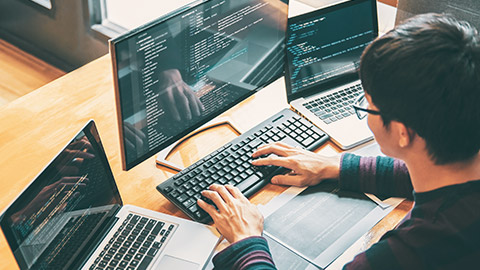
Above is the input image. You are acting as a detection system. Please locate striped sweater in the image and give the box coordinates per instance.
[212,153,480,269]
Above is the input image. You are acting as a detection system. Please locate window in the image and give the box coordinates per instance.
[89,0,194,39]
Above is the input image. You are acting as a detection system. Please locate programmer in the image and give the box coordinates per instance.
[197,13,480,269]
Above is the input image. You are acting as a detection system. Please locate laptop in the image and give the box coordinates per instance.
[0,120,220,270]
[285,0,377,149]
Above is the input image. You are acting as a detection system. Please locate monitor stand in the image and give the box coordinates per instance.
[155,117,242,172]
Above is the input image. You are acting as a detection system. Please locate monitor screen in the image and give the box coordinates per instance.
[110,0,289,170]
[285,0,377,96]
[0,121,122,270]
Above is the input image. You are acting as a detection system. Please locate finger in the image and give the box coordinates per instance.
[256,142,295,152]
[81,139,94,152]
[271,174,306,187]
[72,150,95,160]
[65,149,94,160]
[163,90,181,121]
[125,122,147,141]
[251,156,296,171]
[252,143,295,158]
[201,190,227,212]
[197,199,219,218]
[225,185,248,202]
[124,124,145,147]
[183,83,202,118]
[68,140,87,150]
[172,86,191,121]
[209,184,235,203]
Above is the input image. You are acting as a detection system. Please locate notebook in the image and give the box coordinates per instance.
[285,0,378,149]
[0,120,219,270]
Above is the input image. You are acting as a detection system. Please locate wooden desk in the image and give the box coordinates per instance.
[0,54,412,269]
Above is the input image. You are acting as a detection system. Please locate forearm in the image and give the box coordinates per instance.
[213,236,276,270]
[339,153,413,199]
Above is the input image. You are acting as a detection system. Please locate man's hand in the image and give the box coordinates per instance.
[252,142,341,187]
[56,138,94,176]
[197,184,264,243]
[158,69,204,121]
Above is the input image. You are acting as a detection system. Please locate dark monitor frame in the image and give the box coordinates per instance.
[284,0,378,103]
[109,0,288,171]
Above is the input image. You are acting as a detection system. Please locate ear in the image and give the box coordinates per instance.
[394,122,415,148]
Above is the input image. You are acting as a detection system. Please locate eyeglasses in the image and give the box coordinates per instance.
[352,94,381,119]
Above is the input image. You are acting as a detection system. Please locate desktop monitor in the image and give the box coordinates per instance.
[110,0,289,170]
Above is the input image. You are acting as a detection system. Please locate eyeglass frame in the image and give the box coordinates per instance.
[352,94,381,119]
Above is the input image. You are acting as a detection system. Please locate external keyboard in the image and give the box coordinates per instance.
[303,83,363,124]
[156,109,329,223]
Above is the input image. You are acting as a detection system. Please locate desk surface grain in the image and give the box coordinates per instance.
[0,55,412,270]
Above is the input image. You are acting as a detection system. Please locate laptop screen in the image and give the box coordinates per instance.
[0,121,122,270]
[285,0,378,97]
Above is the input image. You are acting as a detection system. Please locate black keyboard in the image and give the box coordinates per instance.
[303,83,363,124]
[89,214,176,270]
[156,109,329,223]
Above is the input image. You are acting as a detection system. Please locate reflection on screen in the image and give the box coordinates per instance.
[113,0,288,169]
[5,129,120,269]
[286,0,375,94]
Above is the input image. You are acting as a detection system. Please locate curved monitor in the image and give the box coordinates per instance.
[110,0,289,170]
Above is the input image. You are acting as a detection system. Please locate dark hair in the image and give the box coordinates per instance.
[360,13,480,164]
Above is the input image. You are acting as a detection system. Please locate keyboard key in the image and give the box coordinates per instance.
[151,222,164,235]
[130,215,140,224]
[137,256,152,270]
[236,174,261,192]
[301,137,315,147]
[147,248,159,257]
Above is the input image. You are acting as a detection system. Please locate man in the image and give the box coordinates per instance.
[197,13,480,269]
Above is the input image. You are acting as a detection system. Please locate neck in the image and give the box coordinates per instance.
[405,152,480,193]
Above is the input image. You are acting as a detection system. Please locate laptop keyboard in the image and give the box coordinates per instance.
[157,109,329,223]
[303,83,363,124]
[90,214,176,270]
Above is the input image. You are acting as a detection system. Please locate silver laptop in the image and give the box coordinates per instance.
[0,120,219,270]
[285,0,377,149]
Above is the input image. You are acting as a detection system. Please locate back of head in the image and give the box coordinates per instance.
[360,13,480,164]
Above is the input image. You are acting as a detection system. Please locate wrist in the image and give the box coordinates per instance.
[320,155,341,180]
[231,231,263,244]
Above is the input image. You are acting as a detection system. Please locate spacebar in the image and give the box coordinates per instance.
[137,255,153,270]
[236,174,261,193]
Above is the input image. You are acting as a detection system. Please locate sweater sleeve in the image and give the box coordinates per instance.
[341,233,423,270]
[339,153,413,200]
[212,236,276,270]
